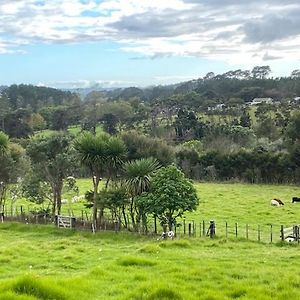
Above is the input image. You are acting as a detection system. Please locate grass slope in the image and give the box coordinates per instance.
[1,223,300,299]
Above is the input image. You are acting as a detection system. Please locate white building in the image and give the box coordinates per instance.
[250,97,274,105]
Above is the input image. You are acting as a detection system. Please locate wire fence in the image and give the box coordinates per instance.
[0,205,299,244]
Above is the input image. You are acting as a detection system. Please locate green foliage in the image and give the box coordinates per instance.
[285,112,300,144]
[26,132,76,215]
[74,132,107,166]
[147,165,199,229]
[121,131,174,166]
[0,131,9,155]
[124,158,160,197]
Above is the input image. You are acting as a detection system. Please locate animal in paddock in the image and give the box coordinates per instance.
[271,199,284,206]
[292,197,300,203]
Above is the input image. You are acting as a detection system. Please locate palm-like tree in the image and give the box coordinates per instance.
[124,158,160,229]
[74,132,109,227]
[105,136,127,188]
[74,132,127,228]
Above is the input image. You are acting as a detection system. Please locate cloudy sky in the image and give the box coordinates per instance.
[0,0,299,88]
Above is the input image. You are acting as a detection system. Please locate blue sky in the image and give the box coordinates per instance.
[0,0,299,88]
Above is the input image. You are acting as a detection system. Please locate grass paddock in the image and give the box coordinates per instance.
[1,223,300,299]
[2,182,300,299]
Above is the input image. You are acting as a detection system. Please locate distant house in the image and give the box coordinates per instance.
[207,103,226,111]
[250,98,274,105]
[215,103,226,110]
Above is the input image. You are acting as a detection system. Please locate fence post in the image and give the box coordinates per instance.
[199,223,202,237]
[209,220,216,238]
[202,220,205,237]
[225,222,228,239]
[188,223,192,237]
[192,220,195,237]
[258,225,261,242]
[280,225,284,241]
[246,224,249,240]
[235,223,238,238]
[183,219,186,235]
[154,215,157,234]
[270,224,273,243]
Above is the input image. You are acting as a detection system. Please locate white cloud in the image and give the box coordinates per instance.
[0,0,299,64]
[40,79,134,89]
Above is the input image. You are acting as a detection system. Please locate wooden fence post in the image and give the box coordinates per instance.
[183,219,186,235]
[270,224,273,243]
[199,223,202,237]
[246,224,249,240]
[280,225,284,241]
[188,223,192,237]
[209,221,216,238]
[202,220,205,237]
[258,225,261,242]
[235,223,238,238]
[154,215,157,234]
[192,220,195,237]
[225,222,228,239]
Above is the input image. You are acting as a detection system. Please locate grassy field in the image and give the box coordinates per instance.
[2,182,300,299]
[1,222,300,300]
[9,180,300,239]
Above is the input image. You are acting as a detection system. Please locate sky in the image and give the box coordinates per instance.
[0,0,299,89]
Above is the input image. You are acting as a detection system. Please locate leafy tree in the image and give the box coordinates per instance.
[102,113,118,135]
[4,108,33,138]
[285,112,300,144]
[26,132,76,216]
[256,117,279,141]
[98,187,129,227]
[251,66,271,79]
[28,113,47,131]
[22,174,53,206]
[147,165,199,230]
[121,131,174,166]
[0,94,10,131]
[291,69,300,79]
[0,133,28,208]
[124,158,160,231]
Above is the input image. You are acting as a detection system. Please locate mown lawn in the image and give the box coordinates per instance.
[1,223,300,299]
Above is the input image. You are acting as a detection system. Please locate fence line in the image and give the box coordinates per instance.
[1,204,300,244]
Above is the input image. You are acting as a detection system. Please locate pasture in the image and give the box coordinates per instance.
[9,180,300,232]
[1,183,300,299]
[1,223,300,299]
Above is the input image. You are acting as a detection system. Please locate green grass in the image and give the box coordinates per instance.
[7,180,300,240]
[1,223,300,299]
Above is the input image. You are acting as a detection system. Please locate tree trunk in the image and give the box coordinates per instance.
[105,177,110,190]
[129,197,136,230]
[56,187,62,215]
[92,175,100,229]
[122,206,127,229]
